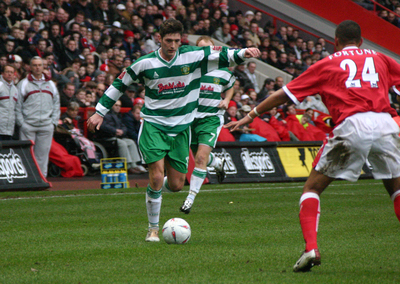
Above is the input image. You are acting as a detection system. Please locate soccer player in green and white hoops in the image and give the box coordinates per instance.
[180,36,236,214]
[87,19,260,242]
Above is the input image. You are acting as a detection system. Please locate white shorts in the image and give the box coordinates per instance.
[314,112,400,181]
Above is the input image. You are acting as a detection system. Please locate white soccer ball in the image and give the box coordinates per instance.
[162,218,191,244]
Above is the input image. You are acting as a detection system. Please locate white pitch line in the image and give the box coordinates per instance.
[0,181,386,201]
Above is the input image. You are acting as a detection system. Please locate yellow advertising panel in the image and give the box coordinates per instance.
[276,146,320,178]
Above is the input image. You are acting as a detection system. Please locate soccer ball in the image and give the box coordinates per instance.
[162,218,191,244]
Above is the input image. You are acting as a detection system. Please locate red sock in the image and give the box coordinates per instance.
[299,192,320,252]
[392,190,400,222]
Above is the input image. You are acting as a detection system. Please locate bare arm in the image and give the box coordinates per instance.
[218,87,234,110]
[224,88,290,131]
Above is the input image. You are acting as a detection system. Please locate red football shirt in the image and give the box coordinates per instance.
[283,46,400,125]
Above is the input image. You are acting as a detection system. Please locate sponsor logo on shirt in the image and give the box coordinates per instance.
[200,85,214,92]
[212,46,222,51]
[158,81,186,93]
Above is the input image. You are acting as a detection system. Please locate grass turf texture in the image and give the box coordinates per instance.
[1,180,399,283]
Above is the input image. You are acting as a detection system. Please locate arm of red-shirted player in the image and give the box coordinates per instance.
[224,88,291,132]
[393,86,400,104]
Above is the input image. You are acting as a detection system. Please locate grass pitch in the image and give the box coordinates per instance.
[1,180,399,283]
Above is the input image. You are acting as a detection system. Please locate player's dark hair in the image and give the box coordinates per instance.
[335,20,361,46]
[159,19,183,38]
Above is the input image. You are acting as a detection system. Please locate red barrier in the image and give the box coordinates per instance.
[286,0,400,55]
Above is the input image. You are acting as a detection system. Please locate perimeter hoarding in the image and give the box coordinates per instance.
[206,141,373,183]
[0,140,51,191]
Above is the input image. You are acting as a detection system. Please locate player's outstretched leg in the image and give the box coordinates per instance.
[208,152,226,183]
[382,178,400,222]
[180,168,207,214]
[293,192,321,272]
[145,185,162,242]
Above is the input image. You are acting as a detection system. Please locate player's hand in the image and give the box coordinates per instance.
[218,99,229,110]
[244,48,261,58]
[224,115,253,132]
[87,113,104,132]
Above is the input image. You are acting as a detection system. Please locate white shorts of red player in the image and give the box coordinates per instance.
[313,111,400,181]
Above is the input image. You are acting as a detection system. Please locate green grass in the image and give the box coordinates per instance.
[1,180,399,283]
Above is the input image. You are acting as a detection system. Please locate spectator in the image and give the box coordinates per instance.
[265,107,292,141]
[259,49,268,64]
[122,104,142,144]
[59,82,76,107]
[85,90,97,107]
[143,31,161,54]
[99,100,146,174]
[10,1,23,25]
[297,95,329,114]
[61,39,81,69]
[248,22,261,47]
[220,100,240,141]
[277,52,289,70]
[281,103,315,141]
[93,70,106,84]
[257,78,275,101]
[95,82,106,101]
[73,88,88,108]
[240,94,250,108]
[212,22,232,44]
[120,82,135,103]
[0,65,18,140]
[93,0,115,27]
[33,38,47,58]
[16,56,60,177]
[284,62,296,77]
[1,39,15,56]
[73,0,95,21]
[233,62,252,89]
[294,37,304,60]
[266,49,279,68]
[107,54,123,78]
[13,54,24,83]
[298,113,326,141]
[244,61,260,93]
[274,76,284,91]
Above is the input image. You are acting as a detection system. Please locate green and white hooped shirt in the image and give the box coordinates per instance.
[196,67,235,119]
[96,45,245,135]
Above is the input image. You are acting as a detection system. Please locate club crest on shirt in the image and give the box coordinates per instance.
[181,65,190,75]
[213,78,220,85]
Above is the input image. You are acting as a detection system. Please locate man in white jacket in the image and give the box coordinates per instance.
[0,65,18,140]
[16,56,60,177]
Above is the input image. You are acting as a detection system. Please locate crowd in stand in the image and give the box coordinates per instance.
[1,0,400,176]
[354,0,400,26]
